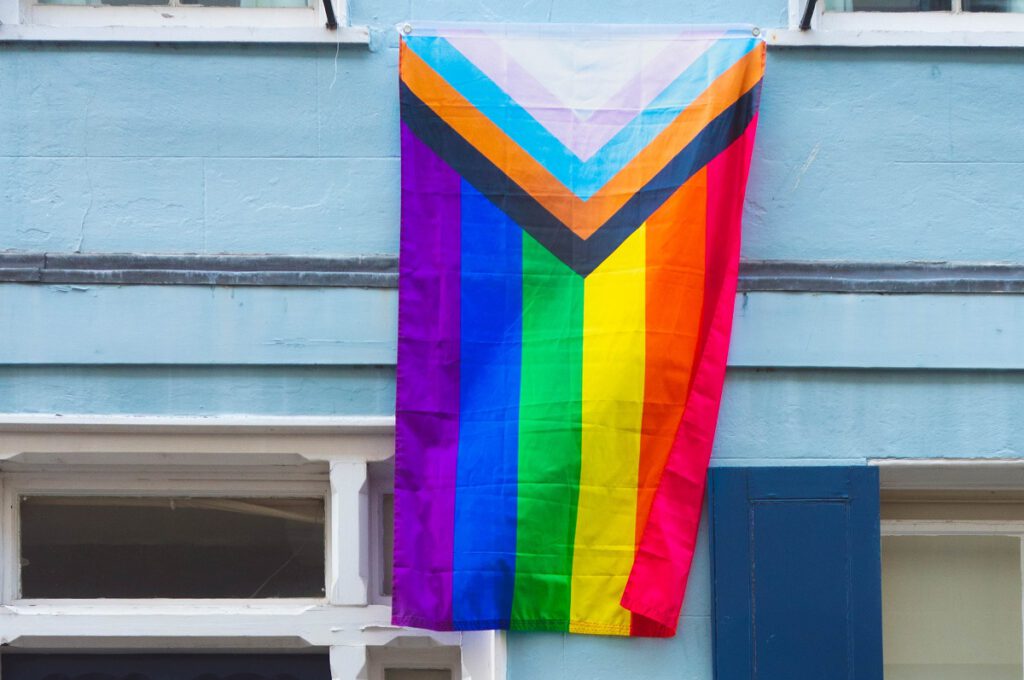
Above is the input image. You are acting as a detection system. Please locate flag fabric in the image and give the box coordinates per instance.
[393,23,765,638]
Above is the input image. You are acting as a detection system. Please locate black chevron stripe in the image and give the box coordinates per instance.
[400,80,760,277]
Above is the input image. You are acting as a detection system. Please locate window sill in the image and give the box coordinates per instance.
[0,23,370,43]
[767,27,1024,47]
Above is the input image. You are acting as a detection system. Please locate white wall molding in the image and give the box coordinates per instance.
[0,414,396,465]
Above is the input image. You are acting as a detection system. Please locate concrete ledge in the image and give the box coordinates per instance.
[6,253,1024,293]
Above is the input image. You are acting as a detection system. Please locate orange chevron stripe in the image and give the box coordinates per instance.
[400,44,579,231]
[400,40,764,241]
[582,44,764,238]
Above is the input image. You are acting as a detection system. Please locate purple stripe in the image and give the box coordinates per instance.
[392,123,461,630]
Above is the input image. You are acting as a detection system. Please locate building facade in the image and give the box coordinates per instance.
[3,0,1024,677]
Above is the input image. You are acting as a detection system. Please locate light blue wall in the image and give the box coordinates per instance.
[3,0,1023,676]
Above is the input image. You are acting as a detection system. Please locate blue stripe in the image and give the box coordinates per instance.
[452,180,522,628]
[404,35,758,200]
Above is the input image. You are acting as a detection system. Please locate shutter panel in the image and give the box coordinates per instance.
[709,466,882,680]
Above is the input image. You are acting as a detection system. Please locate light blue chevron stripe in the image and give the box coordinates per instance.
[403,34,758,200]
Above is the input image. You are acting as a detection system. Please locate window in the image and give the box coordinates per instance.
[882,491,1024,680]
[20,495,327,599]
[0,0,368,44]
[0,415,503,680]
[2,653,333,680]
[369,647,460,680]
[774,0,1024,46]
[826,0,1023,12]
[3,469,330,603]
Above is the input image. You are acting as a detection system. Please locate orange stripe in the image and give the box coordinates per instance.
[634,169,707,549]
[401,42,764,243]
[629,168,708,637]
[400,43,583,235]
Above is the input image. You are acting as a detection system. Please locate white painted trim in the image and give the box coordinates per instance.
[882,519,1024,535]
[871,459,1024,490]
[779,0,1024,46]
[0,23,370,42]
[367,460,394,606]
[462,631,506,680]
[329,461,369,606]
[0,0,371,44]
[0,414,395,432]
[331,645,369,680]
[768,27,1024,46]
[0,604,461,646]
[0,414,395,465]
[29,3,319,28]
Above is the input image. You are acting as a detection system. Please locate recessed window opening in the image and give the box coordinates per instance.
[882,490,1024,680]
[384,670,454,680]
[20,495,326,599]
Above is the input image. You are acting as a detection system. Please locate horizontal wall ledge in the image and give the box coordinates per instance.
[0,414,396,464]
[738,260,1024,294]
[729,292,1024,369]
[6,253,1024,294]
[0,253,398,288]
[5,283,1024,368]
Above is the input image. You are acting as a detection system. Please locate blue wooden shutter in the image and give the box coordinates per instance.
[708,466,882,680]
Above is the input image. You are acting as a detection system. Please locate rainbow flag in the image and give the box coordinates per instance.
[394,23,764,637]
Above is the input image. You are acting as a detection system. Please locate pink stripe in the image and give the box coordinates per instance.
[620,114,759,633]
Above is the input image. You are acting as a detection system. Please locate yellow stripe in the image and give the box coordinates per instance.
[570,225,647,635]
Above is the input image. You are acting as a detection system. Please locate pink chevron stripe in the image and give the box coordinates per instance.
[446,30,719,161]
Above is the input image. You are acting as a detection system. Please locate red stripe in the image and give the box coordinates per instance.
[630,170,708,636]
[622,113,760,634]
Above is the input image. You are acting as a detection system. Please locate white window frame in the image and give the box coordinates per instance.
[875,458,1024,679]
[0,0,369,44]
[0,414,505,680]
[2,467,333,606]
[770,0,1024,47]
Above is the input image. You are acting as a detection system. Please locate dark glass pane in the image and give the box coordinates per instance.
[4,654,331,680]
[99,0,170,6]
[384,671,452,680]
[963,0,1024,10]
[36,0,170,5]
[179,0,242,7]
[826,0,952,9]
[20,496,325,598]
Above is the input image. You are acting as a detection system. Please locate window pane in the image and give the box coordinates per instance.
[883,535,1023,680]
[37,0,170,6]
[36,0,311,7]
[824,0,952,10]
[177,0,312,7]
[963,0,1024,10]
[20,496,325,598]
[384,670,452,680]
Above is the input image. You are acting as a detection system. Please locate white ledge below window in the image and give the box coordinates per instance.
[0,23,370,43]
[768,27,1024,47]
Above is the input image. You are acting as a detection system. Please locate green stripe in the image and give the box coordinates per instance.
[511,232,585,630]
